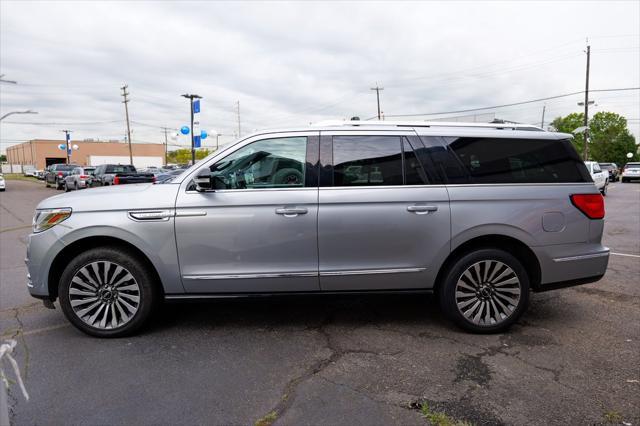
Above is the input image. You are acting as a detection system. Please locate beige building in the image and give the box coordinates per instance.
[6,139,165,170]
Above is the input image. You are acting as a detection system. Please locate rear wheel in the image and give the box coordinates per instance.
[75,182,79,191]
[58,247,159,337]
[438,248,530,333]
[601,182,608,196]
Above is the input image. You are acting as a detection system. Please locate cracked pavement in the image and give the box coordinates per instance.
[1,180,639,425]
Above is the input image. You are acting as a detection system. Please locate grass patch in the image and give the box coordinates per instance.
[2,173,40,182]
[255,411,278,426]
[420,403,471,426]
[603,410,623,424]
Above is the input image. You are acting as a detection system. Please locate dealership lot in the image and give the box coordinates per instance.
[1,180,639,425]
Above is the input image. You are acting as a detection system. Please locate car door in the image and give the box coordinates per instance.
[174,132,320,293]
[317,131,451,291]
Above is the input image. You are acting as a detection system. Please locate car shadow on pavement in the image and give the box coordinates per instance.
[148,293,454,334]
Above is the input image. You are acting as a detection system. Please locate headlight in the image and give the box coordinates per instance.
[33,208,72,233]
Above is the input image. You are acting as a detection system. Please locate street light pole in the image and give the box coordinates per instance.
[181,93,202,165]
[0,110,37,121]
[60,130,72,164]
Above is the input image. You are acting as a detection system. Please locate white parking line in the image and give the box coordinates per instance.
[611,252,640,258]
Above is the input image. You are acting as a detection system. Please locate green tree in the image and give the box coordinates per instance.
[550,112,586,156]
[0,154,6,162]
[166,148,212,165]
[550,111,638,165]
[589,112,637,166]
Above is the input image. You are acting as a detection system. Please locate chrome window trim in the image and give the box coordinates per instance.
[553,250,610,263]
[184,187,316,195]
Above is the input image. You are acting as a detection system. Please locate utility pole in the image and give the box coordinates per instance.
[181,93,202,164]
[370,83,384,120]
[583,44,591,160]
[162,127,169,166]
[121,85,134,165]
[540,105,546,129]
[236,101,241,138]
[60,130,72,164]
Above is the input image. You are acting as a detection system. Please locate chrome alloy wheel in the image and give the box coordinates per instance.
[69,261,141,329]
[455,260,522,326]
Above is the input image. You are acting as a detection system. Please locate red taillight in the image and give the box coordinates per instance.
[113,176,120,185]
[80,175,89,179]
[57,172,63,177]
[571,194,605,219]
[152,176,157,183]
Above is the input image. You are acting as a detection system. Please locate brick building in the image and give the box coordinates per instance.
[6,139,165,170]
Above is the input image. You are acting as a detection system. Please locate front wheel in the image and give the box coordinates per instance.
[58,247,159,337]
[438,248,530,333]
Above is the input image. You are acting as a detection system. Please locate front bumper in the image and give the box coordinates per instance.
[25,227,68,299]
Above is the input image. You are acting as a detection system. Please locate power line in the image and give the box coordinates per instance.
[380,87,640,119]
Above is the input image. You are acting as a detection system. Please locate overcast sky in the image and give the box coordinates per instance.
[1,0,639,154]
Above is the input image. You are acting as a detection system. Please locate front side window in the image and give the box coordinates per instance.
[333,136,403,186]
[209,136,307,189]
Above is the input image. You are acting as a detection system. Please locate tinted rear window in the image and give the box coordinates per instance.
[446,137,590,183]
[54,165,75,171]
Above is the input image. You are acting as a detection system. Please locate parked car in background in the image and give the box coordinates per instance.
[621,162,640,182]
[0,173,5,191]
[599,163,619,182]
[36,170,45,180]
[585,161,608,196]
[23,166,37,177]
[26,121,609,337]
[64,167,94,191]
[45,164,79,190]
[91,164,156,186]
[155,169,184,183]
[139,166,163,175]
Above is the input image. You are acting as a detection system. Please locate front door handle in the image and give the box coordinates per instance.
[275,207,308,217]
[407,205,438,214]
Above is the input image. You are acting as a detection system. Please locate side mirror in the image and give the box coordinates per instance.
[194,169,212,192]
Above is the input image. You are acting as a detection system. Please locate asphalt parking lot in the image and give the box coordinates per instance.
[1,179,639,425]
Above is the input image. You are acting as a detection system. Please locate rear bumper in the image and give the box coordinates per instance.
[533,244,609,291]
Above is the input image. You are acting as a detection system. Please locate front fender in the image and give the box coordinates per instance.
[55,217,183,294]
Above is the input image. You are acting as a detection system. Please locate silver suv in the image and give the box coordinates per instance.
[26,121,609,337]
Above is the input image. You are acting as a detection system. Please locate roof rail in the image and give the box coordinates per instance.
[311,120,544,131]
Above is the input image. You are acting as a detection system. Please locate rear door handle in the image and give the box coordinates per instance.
[275,207,308,217]
[407,205,438,214]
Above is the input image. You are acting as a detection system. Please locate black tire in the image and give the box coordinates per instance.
[45,180,50,188]
[64,181,70,192]
[58,246,159,337]
[56,179,63,190]
[75,182,79,191]
[601,183,607,196]
[438,248,530,333]
[621,178,628,183]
